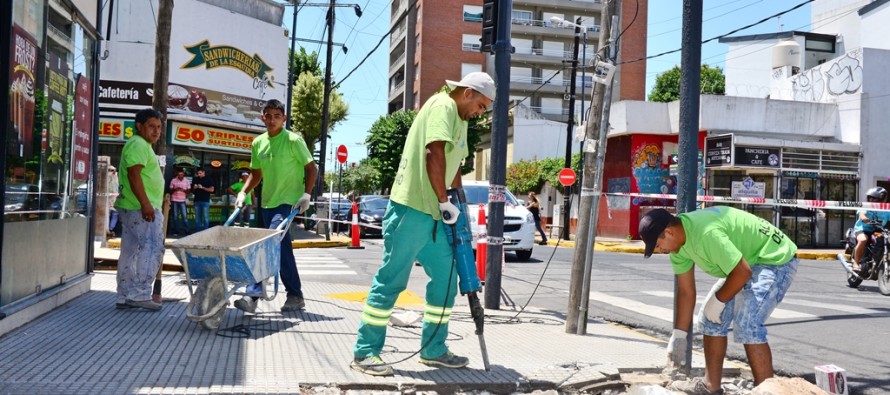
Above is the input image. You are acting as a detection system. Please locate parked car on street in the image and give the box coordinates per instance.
[353,195,389,238]
[462,180,536,261]
[316,194,353,233]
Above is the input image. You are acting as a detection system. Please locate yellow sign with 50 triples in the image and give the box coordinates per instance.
[171,121,255,153]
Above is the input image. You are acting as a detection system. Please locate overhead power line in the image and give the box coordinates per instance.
[333,0,420,90]
[621,0,814,65]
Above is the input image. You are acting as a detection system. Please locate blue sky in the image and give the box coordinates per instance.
[284,1,813,173]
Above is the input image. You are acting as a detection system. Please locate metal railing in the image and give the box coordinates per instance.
[513,47,597,60]
[527,106,570,116]
[389,52,406,72]
[511,18,600,33]
[509,75,592,88]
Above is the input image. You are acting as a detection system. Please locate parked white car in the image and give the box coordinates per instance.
[461,180,536,261]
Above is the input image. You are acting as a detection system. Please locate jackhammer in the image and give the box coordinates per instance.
[443,188,491,371]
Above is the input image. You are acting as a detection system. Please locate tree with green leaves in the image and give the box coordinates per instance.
[340,160,381,196]
[366,110,416,194]
[648,64,726,103]
[290,71,348,153]
[505,153,582,195]
[289,47,322,79]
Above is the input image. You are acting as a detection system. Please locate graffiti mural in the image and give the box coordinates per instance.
[632,143,672,206]
[791,49,862,102]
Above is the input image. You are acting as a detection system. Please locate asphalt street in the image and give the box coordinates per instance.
[330,239,890,395]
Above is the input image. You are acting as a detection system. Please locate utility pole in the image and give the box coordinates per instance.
[318,0,336,241]
[483,0,511,310]
[286,1,300,129]
[677,0,703,373]
[151,0,174,303]
[561,22,581,241]
[565,0,617,334]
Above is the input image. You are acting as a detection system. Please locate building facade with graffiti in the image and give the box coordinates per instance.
[97,0,288,228]
[598,0,890,247]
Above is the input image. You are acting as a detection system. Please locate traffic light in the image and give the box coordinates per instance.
[480,0,498,53]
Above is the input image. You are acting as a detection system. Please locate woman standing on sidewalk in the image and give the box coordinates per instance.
[527,192,547,245]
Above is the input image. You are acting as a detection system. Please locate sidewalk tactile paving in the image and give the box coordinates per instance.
[0,270,707,394]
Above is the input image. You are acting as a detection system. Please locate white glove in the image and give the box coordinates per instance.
[439,201,460,225]
[297,193,311,214]
[235,192,247,208]
[666,328,688,369]
[702,279,727,324]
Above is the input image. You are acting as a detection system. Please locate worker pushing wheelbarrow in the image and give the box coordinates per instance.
[171,205,303,330]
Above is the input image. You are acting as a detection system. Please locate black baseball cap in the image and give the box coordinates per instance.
[639,208,675,258]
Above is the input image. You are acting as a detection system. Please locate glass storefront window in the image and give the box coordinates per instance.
[6,4,97,222]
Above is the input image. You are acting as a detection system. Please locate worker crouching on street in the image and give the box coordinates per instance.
[639,206,798,395]
[350,72,495,376]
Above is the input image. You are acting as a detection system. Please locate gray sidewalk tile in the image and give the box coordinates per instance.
[0,271,711,394]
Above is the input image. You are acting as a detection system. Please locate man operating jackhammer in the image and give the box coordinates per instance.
[350,72,495,376]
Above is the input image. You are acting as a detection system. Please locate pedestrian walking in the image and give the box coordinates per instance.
[169,169,191,235]
[107,166,119,238]
[638,206,799,394]
[114,108,166,311]
[191,168,215,231]
[226,172,253,227]
[351,72,495,376]
[232,99,317,313]
[527,192,547,245]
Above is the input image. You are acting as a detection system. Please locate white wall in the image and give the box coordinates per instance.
[811,0,870,52]
[724,40,783,98]
[860,2,890,50]
[512,117,577,162]
[859,48,890,195]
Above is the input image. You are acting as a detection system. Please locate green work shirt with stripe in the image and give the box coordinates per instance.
[389,93,468,220]
[670,206,798,277]
[115,135,164,210]
[250,129,314,208]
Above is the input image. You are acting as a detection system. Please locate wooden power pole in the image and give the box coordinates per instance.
[151,0,174,302]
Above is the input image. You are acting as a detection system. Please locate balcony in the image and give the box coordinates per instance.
[389,52,406,74]
[513,0,603,12]
[511,17,600,38]
[388,79,406,101]
[462,42,482,52]
[528,105,570,116]
[390,0,406,24]
[389,22,407,49]
[513,46,598,66]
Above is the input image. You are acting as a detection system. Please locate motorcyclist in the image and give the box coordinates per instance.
[851,186,889,271]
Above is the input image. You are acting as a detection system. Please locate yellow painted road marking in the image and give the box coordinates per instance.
[327,290,425,307]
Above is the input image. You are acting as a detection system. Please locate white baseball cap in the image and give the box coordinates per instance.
[446,72,496,101]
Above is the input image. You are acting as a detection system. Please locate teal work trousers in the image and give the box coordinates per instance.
[353,201,458,360]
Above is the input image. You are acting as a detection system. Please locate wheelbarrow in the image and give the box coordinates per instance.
[171,205,302,330]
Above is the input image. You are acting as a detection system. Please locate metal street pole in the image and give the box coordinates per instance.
[564,0,616,334]
[561,22,581,241]
[318,0,335,241]
[484,0,512,310]
[677,0,703,374]
[286,1,299,129]
[577,30,587,189]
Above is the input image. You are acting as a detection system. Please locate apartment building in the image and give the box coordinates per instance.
[388,0,648,119]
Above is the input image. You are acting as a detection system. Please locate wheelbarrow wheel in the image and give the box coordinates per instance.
[194,277,226,330]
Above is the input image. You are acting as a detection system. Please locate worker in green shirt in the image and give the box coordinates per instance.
[351,72,495,376]
[639,206,799,394]
[114,108,166,312]
[226,172,253,227]
[232,99,317,314]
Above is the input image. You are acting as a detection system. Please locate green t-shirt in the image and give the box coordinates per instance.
[389,93,468,219]
[250,129,313,208]
[115,135,164,210]
[230,181,252,205]
[670,206,797,277]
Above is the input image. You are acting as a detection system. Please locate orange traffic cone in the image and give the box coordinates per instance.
[348,201,364,249]
[475,204,487,282]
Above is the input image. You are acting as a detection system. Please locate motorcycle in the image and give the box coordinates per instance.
[837,224,890,295]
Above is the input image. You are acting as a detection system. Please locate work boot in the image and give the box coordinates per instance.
[124,299,162,311]
[419,351,469,369]
[350,355,393,376]
[281,295,305,312]
[234,297,257,314]
[669,377,724,395]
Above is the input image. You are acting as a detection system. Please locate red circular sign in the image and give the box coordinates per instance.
[336,144,348,164]
[558,168,577,186]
